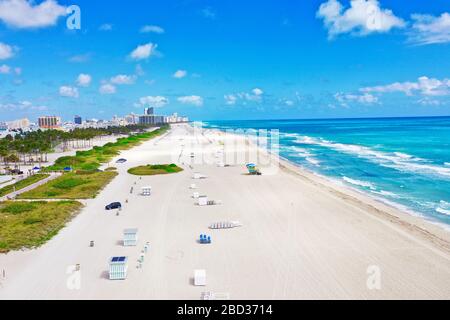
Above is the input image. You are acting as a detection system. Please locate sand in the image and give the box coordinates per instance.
[0,123,449,300]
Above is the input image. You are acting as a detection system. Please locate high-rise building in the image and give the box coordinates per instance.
[144,107,154,115]
[138,115,166,125]
[125,113,138,125]
[38,116,61,129]
[74,115,82,125]
[7,118,30,130]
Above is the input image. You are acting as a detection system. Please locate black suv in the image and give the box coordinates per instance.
[105,202,122,210]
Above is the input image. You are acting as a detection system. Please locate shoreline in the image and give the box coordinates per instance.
[204,126,450,254]
[277,155,450,255]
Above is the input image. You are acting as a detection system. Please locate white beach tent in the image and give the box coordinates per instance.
[193,173,207,180]
[141,186,151,196]
[198,196,208,206]
[194,269,206,286]
[123,228,138,246]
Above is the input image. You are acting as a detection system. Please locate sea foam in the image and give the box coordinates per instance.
[294,135,450,178]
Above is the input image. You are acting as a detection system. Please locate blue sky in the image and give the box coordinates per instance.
[0,0,449,122]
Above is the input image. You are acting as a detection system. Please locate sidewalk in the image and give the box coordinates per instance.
[0,173,62,202]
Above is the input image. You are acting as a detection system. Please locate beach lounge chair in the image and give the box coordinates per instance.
[201,292,230,300]
[209,221,242,229]
[246,163,262,175]
[207,200,222,206]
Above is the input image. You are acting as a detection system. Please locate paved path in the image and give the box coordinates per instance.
[0,173,62,202]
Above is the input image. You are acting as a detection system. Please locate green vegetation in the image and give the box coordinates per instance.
[17,171,117,199]
[44,125,169,172]
[128,164,183,176]
[105,167,117,171]
[0,201,82,253]
[0,124,161,169]
[0,174,50,197]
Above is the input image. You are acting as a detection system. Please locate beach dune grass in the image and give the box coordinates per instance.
[17,171,117,199]
[0,200,82,253]
[128,164,183,176]
[44,125,168,172]
[0,174,50,197]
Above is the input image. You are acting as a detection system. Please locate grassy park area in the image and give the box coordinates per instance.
[44,125,168,172]
[0,174,50,197]
[128,164,183,176]
[0,201,82,253]
[17,171,117,199]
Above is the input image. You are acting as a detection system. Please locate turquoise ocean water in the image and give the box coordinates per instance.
[203,117,450,228]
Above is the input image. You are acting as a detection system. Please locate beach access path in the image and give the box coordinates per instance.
[0,123,449,299]
[0,173,62,202]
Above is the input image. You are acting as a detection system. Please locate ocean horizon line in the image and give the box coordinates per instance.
[199,114,450,123]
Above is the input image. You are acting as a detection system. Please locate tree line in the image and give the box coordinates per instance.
[0,124,154,169]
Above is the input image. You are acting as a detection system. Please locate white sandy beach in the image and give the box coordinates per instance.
[0,123,450,300]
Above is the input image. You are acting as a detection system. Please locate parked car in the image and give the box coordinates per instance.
[116,158,127,164]
[105,202,122,210]
[10,169,24,175]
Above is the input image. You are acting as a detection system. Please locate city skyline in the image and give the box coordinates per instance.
[0,0,450,122]
[0,108,188,133]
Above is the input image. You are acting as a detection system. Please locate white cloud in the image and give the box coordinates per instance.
[99,23,113,31]
[137,96,169,108]
[0,42,14,60]
[316,0,405,38]
[224,88,264,105]
[416,97,442,106]
[202,7,216,19]
[361,76,450,96]
[135,64,145,76]
[177,95,204,107]
[240,88,264,102]
[59,85,79,98]
[140,25,164,34]
[0,64,20,76]
[110,74,135,85]
[334,92,379,106]
[76,73,91,87]
[173,70,187,79]
[408,13,450,45]
[0,0,66,29]
[129,43,158,60]
[224,94,237,105]
[0,100,47,111]
[99,83,116,95]
[283,99,295,106]
[68,53,91,63]
[252,88,263,96]
[0,64,10,74]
